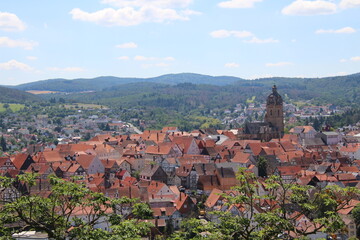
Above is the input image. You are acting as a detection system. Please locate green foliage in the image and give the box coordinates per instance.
[0,103,25,112]
[0,135,7,152]
[171,170,360,240]
[0,173,153,240]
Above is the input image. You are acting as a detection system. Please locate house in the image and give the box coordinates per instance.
[140,165,168,183]
[317,132,341,145]
[101,159,120,179]
[215,166,237,190]
[340,144,360,160]
[337,199,360,239]
[170,136,201,155]
[145,143,182,160]
[0,157,16,171]
[274,166,302,183]
[76,154,105,175]
[11,153,35,170]
[290,126,317,139]
[175,192,195,216]
[25,163,55,179]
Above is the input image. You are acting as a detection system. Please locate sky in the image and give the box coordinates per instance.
[0,0,359,85]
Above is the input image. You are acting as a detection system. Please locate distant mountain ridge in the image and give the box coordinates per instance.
[7,72,360,107]
[10,73,247,92]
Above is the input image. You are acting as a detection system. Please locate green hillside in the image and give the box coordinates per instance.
[0,86,41,103]
[11,73,246,92]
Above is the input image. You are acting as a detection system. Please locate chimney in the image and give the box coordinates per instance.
[202,164,206,175]
[183,166,185,171]
[221,167,224,177]
[129,186,132,198]
[180,192,182,201]
[210,175,213,185]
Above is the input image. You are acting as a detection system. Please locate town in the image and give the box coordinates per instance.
[1,86,360,239]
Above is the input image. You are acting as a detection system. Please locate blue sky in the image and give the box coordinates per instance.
[0,0,359,85]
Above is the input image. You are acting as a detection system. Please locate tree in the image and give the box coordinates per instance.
[0,135,7,152]
[172,170,360,240]
[0,173,153,240]
[257,156,267,177]
[352,205,360,237]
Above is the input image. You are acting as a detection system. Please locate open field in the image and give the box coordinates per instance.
[246,96,256,104]
[27,90,59,94]
[0,103,25,112]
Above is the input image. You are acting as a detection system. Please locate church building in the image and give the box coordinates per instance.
[239,85,284,142]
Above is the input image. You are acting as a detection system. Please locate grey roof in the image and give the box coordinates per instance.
[244,122,270,135]
[321,132,339,136]
[303,138,325,146]
[216,166,236,178]
[215,162,242,173]
[140,165,160,177]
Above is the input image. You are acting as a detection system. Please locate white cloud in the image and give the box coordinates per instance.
[117,56,130,60]
[116,42,138,48]
[101,0,193,8]
[218,0,263,8]
[350,56,360,61]
[225,62,240,68]
[316,27,356,34]
[70,5,199,27]
[134,55,174,61]
[164,56,175,61]
[210,29,253,38]
[134,55,155,61]
[48,67,84,72]
[0,12,26,32]
[282,0,337,16]
[0,37,38,50]
[244,37,279,43]
[26,56,38,61]
[141,62,170,68]
[339,0,360,9]
[339,58,347,62]
[0,60,33,71]
[266,62,293,67]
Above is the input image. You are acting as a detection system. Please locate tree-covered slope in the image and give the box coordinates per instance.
[0,86,40,103]
[11,73,247,92]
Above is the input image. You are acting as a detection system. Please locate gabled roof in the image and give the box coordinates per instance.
[276,165,302,176]
[11,153,32,169]
[204,188,223,208]
[145,142,176,155]
[140,165,162,177]
[231,152,251,164]
[76,154,97,169]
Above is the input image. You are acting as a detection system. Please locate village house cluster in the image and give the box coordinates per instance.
[1,87,360,239]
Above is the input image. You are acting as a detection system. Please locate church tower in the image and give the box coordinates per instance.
[264,85,284,138]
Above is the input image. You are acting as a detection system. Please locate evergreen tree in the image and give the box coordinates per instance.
[0,135,7,152]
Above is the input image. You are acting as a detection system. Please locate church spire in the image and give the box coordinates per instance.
[272,85,277,94]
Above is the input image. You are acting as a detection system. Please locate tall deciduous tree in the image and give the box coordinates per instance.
[171,170,359,240]
[0,174,153,240]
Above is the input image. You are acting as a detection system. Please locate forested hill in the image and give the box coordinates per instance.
[11,73,246,92]
[8,72,360,106]
[0,86,41,103]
